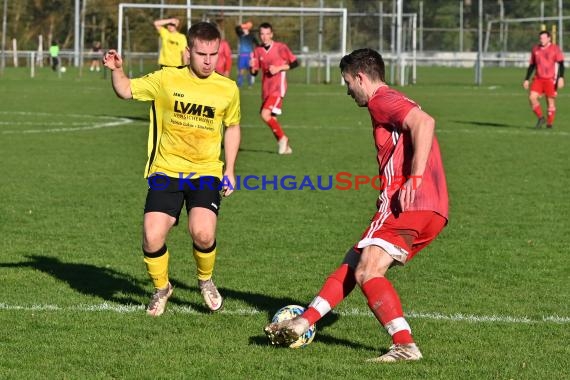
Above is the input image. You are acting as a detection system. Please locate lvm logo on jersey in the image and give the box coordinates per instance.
[173,100,215,119]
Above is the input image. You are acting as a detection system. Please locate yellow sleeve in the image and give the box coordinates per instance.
[130,70,162,101]
[158,27,169,40]
[223,85,241,127]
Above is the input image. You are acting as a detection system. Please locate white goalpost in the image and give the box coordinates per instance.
[117,2,347,83]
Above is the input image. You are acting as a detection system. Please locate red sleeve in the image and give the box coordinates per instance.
[369,90,417,130]
[281,43,297,64]
[223,41,232,72]
[556,45,564,61]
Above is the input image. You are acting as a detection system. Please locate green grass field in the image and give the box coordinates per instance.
[1,65,569,379]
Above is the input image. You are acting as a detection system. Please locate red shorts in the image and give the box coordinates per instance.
[355,210,447,264]
[530,77,557,97]
[261,95,283,115]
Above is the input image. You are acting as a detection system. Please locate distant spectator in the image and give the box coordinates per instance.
[90,41,102,72]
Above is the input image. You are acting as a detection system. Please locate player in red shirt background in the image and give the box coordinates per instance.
[215,37,232,77]
[265,48,449,363]
[523,30,565,129]
[250,22,298,154]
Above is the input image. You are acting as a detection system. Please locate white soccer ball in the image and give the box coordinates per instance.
[59,66,66,73]
[270,305,316,349]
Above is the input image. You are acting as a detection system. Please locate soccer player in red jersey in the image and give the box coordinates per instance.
[250,22,298,154]
[215,38,232,77]
[265,49,449,362]
[523,30,565,129]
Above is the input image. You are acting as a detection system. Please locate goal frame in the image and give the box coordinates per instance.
[117,3,347,61]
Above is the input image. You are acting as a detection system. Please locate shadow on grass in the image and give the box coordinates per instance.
[1,254,374,350]
[0,254,147,304]
[452,120,518,128]
[237,147,276,154]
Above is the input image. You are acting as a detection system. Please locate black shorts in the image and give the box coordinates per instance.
[144,175,222,223]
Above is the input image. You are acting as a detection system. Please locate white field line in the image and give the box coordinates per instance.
[0,112,133,134]
[1,110,566,137]
[0,302,567,324]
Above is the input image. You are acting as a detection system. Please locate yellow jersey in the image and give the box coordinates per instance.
[130,67,241,179]
[158,28,187,67]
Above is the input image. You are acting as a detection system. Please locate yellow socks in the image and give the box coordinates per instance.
[193,241,217,281]
[143,245,170,289]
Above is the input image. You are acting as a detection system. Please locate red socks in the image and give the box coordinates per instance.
[302,264,356,325]
[302,269,415,345]
[547,106,556,125]
[361,277,414,345]
[266,118,285,140]
[532,104,543,118]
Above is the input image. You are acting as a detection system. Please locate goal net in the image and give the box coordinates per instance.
[117,3,347,84]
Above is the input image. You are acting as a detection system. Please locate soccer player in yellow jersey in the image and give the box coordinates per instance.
[154,17,188,67]
[103,22,241,316]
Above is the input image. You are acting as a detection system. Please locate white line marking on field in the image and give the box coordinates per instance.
[0,111,134,134]
[0,303,567,324]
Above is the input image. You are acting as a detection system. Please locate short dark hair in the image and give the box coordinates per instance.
[339,48,385,82]
[539,30,551,38]
[259,22,272,31]
[187,22,221,47]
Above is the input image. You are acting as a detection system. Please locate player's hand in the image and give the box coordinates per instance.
[221,172,236,197]
[102,49,123,71]
[249,57,259,72]
[522,80,529,90]
[557,77,565,89]
[398,176,422,212]
[268,65,281,75]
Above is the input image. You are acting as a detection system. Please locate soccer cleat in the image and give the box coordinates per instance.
[199,279,223,311]
[264,316,310,345]
[367,343,423,363]
[535,116,546,129]
[146,282,173,317]
[546,124,553,129]
[277,136,293,155]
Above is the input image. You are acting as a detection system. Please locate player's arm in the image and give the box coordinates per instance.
[268,60,298,75]
[249,52,259,76]
[556,60,565,89]
[102,50,132,99]
[523,63,535,89]
[398,107,435,211]
[154,18,178,32]
[222,125,241,197]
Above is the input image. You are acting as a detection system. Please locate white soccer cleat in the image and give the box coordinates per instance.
[367,343,423,363]
[277,136,292,155]
[264,316,310,345]
[146,282,174,317]
[199,279,223,312]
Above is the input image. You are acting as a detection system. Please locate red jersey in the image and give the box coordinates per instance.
[252,42,297,99]
[215,39,232,76]
[368,86,448,219]
[529,43,564,80]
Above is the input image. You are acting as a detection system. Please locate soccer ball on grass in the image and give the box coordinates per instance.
[270,305,316,349]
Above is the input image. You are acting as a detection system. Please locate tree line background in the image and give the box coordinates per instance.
[1,0,567,53]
